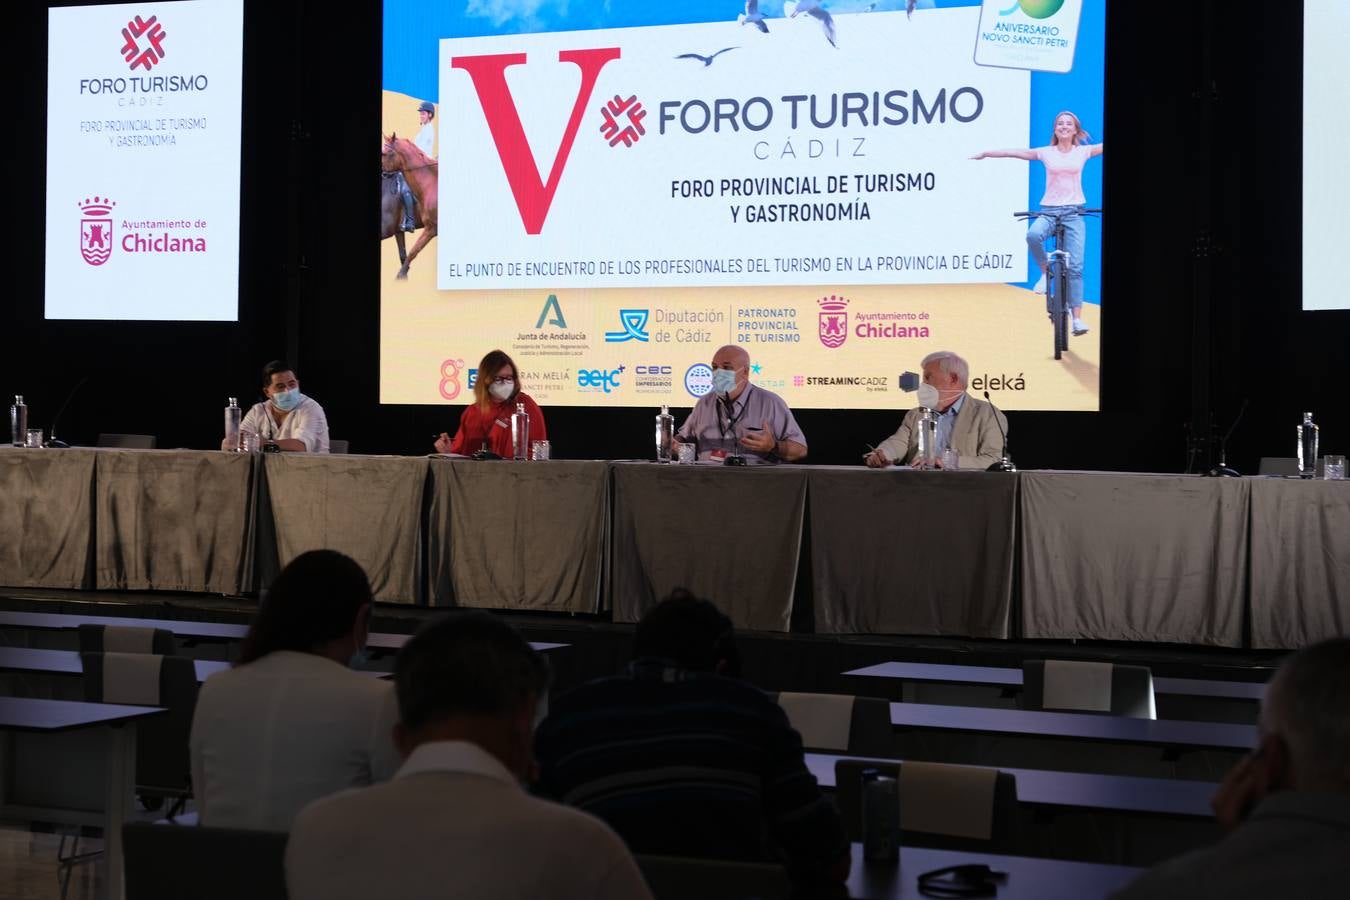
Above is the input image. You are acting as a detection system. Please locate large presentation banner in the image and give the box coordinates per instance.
[382,0,1104,411]
[45,0,243,321]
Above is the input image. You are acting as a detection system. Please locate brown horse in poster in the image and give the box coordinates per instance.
[381,134,438,279]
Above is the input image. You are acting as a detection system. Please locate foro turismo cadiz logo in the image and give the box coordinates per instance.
[1000,0,1064,18]
[605,309,650,343]
[120,15,167,71]
[599,94,647,148]
[817,296,849,349]
[685,363,714,398]
[79,196,116,266]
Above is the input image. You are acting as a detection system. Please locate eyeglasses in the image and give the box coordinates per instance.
[490,375,515,384]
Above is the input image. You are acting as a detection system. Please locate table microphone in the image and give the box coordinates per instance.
[983,391,1016,472]
[720,393,746,466]
[44,376,89,448]
[1204,399,1247,478]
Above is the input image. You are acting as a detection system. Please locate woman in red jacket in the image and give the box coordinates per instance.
[434,350,547,457]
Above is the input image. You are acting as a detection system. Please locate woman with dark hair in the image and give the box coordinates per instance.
[189,550,399,831]
[433,349,548,457]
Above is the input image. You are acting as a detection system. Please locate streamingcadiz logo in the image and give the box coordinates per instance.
[1000,0,1064,18]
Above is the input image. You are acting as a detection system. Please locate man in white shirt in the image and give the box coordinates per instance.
[190,550,399,831]
[1111,638,1350,899]
[223,359,329,453]
[287,612,653,900]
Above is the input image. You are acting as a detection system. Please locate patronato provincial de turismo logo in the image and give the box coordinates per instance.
[817,296,849,349]
[79,196,116,266]
[121,15,167,71]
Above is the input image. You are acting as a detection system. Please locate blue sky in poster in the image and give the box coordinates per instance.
[383,0,1106,298]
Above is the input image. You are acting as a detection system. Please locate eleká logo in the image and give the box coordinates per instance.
[79,196,116,266]
[578,365,624,394]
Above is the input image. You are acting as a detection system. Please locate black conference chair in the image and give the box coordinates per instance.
[97,433,157,449]
[833,759,1019,854]
[1022,659,1157,719]
[636,854,790,900]
[123,822,289,900]
[77,623,176,656]
[772,691,894,757]
[80,653,198,805]
[328,439,350,454]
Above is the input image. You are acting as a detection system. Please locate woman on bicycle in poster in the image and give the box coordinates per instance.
[972,111,1104,337]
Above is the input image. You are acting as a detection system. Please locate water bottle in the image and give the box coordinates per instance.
[655,404,674,463]
[861,768,900,862]
[916,408,937,470]
[1297,411,1319,479]
[10,395,26,447]
[224,397,242,452]
[511,402,530,460]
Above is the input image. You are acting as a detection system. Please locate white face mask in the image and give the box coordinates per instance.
[916,383,940,409]
[489,380,514,401]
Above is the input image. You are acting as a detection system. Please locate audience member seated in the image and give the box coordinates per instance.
[1111,638,1350,899]
[286,612,652,900]
[535,590,850,897]
[189,550,398,831]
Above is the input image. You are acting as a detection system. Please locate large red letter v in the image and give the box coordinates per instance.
[453,48,621,235]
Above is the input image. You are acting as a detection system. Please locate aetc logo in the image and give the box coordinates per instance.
[685,363,714,398]
[1000,0,1064,18]
[79,196,116,266]
[578,365,624,394]
[817,296,849,349]
[438,358,466,400]
[120,15,167,71]
[605,309,650,343]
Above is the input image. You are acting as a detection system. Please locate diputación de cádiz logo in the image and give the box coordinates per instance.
[120,15,168,71]
[79,196,116,266]
[1000,0,1065,18]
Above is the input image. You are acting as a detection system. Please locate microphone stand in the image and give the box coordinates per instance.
[983,391,1016,472]
[1204,399,1247,478]
[44,376,90,448]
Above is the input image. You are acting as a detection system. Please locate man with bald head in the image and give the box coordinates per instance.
[673,344,807,464]
[1111,637,1350,899]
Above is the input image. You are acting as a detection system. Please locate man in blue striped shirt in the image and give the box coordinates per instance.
[534,591,850,896]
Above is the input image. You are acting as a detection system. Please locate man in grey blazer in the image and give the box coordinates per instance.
[865,351,1007,470]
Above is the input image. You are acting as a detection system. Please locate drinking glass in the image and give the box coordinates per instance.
[1325,455,1346,481]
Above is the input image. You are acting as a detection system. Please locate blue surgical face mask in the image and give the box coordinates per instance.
[271,388,300,411]
[348,646,368,669]
[711,368,738,395]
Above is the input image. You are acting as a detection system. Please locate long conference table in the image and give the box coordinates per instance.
[2,448,1346,648]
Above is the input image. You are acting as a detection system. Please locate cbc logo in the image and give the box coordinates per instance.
[578,367,623,393]
[635,365,672,375]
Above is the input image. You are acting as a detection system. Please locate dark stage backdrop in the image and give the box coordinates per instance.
[3,0,1345,474]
